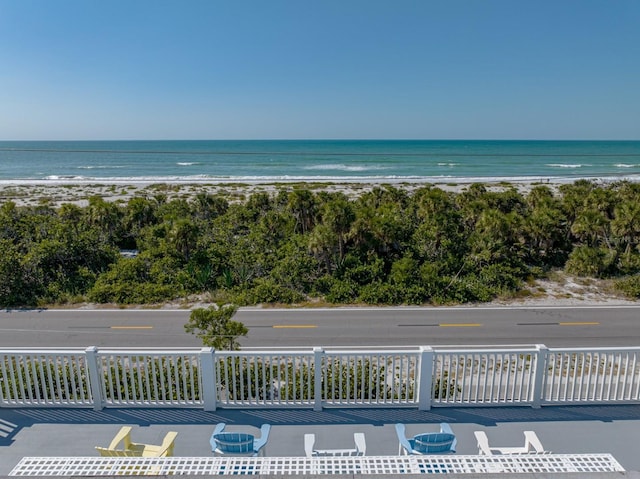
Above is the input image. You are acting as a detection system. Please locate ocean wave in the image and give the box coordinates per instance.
[45,175,86,180]
[546,163,584,168]
[77,165,125,169]
[437,162,459,167]
[177,162,199,166]
[303,163,391,172]
[615,163,636,168]
[2,172,640,186]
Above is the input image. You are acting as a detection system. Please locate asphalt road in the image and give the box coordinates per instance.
[1,305,639,349]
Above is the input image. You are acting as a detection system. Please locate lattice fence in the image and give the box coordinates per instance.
[10,454,625,476]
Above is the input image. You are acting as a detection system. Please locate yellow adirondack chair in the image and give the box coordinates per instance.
[96,426,178,457]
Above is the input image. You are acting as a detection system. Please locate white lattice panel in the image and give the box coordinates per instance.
[9,454,624,476]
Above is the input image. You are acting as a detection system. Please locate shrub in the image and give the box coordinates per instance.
[614,274,640,298]
[565,245,616,278]
[325,279,358,303]
[358,281,399,304]
[248,279,306,304]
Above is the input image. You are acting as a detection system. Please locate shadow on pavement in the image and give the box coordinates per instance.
[2,403,640,447]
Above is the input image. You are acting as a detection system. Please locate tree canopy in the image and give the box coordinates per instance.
[2,181,640,308]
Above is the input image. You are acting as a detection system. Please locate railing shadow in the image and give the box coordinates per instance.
[2,403,640,447]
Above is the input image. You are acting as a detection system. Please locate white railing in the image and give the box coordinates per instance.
[1,345,640,410]
[0,349,92,407]
[543,347,640,403]
[9,454,625,476]
[432,348,539,406]
[94,349,202,408]
[321,349,419,407]
[215,350,314,407]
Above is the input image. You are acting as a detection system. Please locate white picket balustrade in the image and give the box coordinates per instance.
[95,349,201,408]
[432,347,539,405]
[0,349,92,407]
[215,350,315,407]
[322,349,419,406]
[2,345,640,409]
[544,347,640,403]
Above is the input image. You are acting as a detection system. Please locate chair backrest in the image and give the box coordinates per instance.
[213,432,254,454]
[156,431,179,457]
[413,433,456,453]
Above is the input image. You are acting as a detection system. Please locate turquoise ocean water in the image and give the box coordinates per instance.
[0,140,639,184]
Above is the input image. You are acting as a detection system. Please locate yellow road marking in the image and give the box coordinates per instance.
[110,326,154,330]
[439,323,482,327]
[559,322,600,326]
[273,325,317,329]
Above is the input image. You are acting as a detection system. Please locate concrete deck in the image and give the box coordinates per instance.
[1,404,640,475]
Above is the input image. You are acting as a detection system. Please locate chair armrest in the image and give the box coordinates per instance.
[304,433,315,458]
[524,431,545,453]
[253,424,271,454]
[395,423,414,455]
[210,423,226,451]
[353,433,366,456]
[139,431,178,457]
[474,431,493,455]
[439,423,456,452]
[159,431,178,457]
[108,426,133,450]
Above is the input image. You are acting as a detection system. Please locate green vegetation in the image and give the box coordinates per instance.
[185,304,247,349]
[2,180,640,308]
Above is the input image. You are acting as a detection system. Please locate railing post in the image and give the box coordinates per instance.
[85,346,104,411]
[532,344,549,409]
[200,347,217,411]
[313,347,324,411]
[418,346,434,411]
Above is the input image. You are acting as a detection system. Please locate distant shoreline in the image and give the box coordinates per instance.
[0,177,626,208]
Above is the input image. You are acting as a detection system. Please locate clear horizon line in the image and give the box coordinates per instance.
[1,137,640,142]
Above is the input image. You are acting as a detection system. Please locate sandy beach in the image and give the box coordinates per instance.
[0,178,565,208]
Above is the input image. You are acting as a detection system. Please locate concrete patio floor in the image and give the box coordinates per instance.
[1,404,639,475]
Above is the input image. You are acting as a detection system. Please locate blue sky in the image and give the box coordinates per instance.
[1,1,639,140]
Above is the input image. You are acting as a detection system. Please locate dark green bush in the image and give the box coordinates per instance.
[614,274,640,298]
[325,279,359,303]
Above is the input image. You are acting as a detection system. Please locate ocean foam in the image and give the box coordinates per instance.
[303,164,390,172]
[4,174,595,185]
[546,163,584,168]
[77,165,125,169]
[177,162,199,166]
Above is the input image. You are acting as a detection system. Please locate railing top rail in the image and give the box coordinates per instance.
[96,349,201,355]
[547,346,640,353]
[3,345,640,357]
[0,347,203,353]
[432,347,540,354]
[430,344,540,350]
[0,349,90,355]
[323,349,422,355]
[215,350,315,356]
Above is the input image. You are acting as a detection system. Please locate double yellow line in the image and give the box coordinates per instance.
[110,326,153,330]
[559,322,599,326]
[273,325,317,329]
[439,323,482,327]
